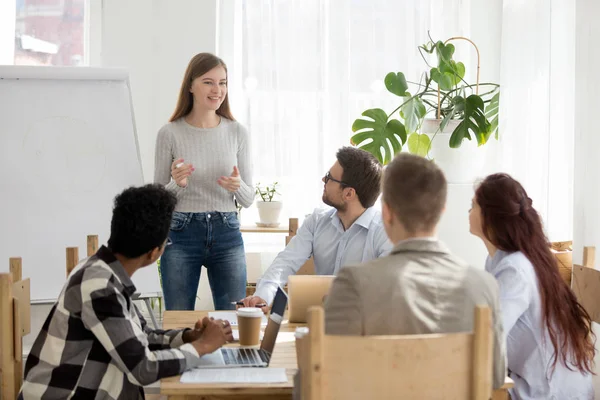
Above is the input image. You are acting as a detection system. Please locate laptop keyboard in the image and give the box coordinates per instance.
[222,348,263,366]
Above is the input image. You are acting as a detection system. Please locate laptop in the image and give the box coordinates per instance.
[287,275,335,323]
[193,286,288,368]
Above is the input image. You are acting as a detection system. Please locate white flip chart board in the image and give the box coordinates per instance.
[0,66,162,301]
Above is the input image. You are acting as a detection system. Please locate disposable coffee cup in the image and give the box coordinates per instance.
[237,307,263,346]
[295,327,309,368]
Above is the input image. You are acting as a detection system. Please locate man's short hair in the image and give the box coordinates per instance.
[383,153,447,233]
[107,184,177,258]
[336,147,383,208]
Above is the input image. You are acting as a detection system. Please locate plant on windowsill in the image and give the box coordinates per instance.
[351,33,500,183]
[255,182,282,227]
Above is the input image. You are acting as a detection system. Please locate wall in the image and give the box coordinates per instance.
[98,0,218,309]
[573,0,600,393]
[99,0,218,181]
[574,0,600,263]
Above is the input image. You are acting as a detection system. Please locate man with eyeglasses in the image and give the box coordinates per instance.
[240,146,392,311]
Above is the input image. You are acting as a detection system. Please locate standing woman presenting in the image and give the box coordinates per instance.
[155,53,254,311]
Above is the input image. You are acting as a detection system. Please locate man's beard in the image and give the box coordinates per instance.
[322,192,347,212]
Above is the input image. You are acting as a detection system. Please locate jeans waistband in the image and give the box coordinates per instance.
[175,211,238,220]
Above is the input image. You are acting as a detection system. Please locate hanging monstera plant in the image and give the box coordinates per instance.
[351,34,500,165]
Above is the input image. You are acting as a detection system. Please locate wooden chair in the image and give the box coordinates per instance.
[550,240,573,286]
[287,218,315,276]
[0,258,31,400]
[571,246,600,323]
[296,306,494,400]
[66,234,99,277]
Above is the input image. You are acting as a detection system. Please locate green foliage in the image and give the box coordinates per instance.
[351,34,500,164]
[407,133,431,156]
[255,182,281,202]
[351,109,406,165]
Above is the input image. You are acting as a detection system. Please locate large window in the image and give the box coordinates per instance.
[221,0,472,217]
[221,0,575,240]
[4,0,86,66]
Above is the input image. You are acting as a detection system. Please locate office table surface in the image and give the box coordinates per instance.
[160,310,301,398]
[160,310,514,399]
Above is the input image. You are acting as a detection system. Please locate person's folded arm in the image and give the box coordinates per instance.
[79,269,204,386]
[135,307,190,350]
[233,125,255,208]
[154,126,186,196]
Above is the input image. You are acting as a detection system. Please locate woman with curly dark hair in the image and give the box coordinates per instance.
[469,173,595,399]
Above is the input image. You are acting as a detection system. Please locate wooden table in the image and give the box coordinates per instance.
[160,311,513,400]
[161,310,301,399]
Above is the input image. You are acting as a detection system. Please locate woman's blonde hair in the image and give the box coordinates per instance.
[169,53,235,122]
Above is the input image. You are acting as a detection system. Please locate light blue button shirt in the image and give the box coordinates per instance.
[486,250,593,400]
[254,206,392,304]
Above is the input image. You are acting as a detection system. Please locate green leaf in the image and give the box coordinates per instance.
[485,92,500,140]
[384,72,409,97]
[407,133,431,157]
[440,60,465,77]
[351,108,407,165]
[435,41,455,65]
[448,95,491,148]
[430,62,465,90]
[430,68,452,91]
[428,41,465,90]
[400,97,426,133]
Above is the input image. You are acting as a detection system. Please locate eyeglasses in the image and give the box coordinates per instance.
[324,171,348,186]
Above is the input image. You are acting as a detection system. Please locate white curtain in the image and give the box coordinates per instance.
[222,0,475,219]
[497,0,575,241]
[220,0,575,242]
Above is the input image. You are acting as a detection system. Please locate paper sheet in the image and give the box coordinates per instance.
[180,367,288,383]
[209,311,268,326]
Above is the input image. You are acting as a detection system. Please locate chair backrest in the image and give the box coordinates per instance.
[287,218,314,275]
[66,234,98,277]
[572,246,600,324]
[0,258,31,400]
[297,306,493,400]
[550,240,573,286]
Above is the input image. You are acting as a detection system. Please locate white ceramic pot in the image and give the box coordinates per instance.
[256,201,283,227]
[422,118,488,184]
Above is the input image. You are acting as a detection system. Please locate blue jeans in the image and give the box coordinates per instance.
[160,211,247,311]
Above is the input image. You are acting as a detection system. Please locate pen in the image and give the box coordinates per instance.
[231,301,267,307]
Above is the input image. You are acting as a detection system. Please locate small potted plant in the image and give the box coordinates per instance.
[255,182,282,227]
[351,33,500,183]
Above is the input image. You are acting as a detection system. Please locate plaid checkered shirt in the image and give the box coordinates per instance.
[19,246,203,399]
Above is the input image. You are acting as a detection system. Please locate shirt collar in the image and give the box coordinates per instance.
[395,236,438,245]
[96,245,137,297]
[391,237,450,255]
[330,206,378,231]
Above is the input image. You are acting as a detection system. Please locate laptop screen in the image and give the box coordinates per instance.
[259,286,288,355]
[270,286,288,317]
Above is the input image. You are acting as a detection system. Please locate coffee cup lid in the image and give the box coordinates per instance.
[295,327,309,338]
[237,307,264,318]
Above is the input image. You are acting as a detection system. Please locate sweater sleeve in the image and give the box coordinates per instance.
[234,124,255,208]
[154,124,187,197]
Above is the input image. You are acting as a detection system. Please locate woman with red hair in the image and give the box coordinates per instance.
[469,173,595,399]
